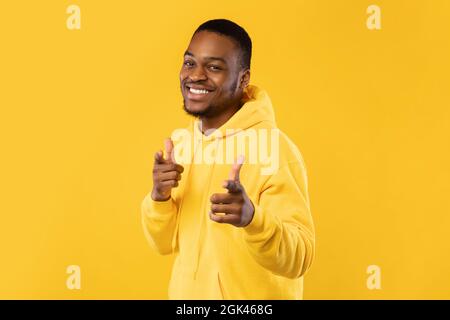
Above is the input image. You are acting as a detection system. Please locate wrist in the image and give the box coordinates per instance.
[242,200,255,227]
[151,189,171,202]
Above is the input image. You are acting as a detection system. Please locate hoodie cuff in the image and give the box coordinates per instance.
[243,203,271,236]
[142,193,177,218]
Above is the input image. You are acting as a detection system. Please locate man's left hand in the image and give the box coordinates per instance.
[209,155,255,227]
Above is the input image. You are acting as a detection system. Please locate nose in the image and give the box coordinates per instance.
[188,66,207,82]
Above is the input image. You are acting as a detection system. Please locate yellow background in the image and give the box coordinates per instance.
[1,0,449,299]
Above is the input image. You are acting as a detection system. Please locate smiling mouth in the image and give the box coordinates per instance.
[189,87,210,94]
[185,84,214,100]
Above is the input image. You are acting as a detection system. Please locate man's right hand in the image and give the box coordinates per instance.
[151,138,184,201]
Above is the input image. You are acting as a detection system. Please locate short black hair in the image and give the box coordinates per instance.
[194,19,252,70]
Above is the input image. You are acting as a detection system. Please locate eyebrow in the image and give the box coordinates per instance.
[184,51,227,64]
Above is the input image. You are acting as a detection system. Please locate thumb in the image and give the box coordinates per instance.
[154,150,164,164]
[229,155,245,181]
[164,138,176,163]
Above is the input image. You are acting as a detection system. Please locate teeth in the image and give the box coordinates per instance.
[189,87,209,94]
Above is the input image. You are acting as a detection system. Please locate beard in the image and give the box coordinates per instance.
[182,100,216,118]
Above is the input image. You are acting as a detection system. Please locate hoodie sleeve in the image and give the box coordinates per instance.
[141,192,179,255]
[242,160,315,279]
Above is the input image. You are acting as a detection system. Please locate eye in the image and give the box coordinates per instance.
[208,65,222,71]
[183,60,194,67]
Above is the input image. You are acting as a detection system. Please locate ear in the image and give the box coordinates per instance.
[239,69,251,89]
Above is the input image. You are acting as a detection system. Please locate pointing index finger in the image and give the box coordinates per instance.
[164,138,176,163]
[229,155,245,181]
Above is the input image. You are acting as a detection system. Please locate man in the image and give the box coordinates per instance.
[141,19,315,299]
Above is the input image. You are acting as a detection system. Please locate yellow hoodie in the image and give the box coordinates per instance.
[141,85,315,299]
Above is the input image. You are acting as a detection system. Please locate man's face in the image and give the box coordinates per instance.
[180,31,244,118]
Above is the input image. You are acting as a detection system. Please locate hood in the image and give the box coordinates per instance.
[192,84,277,138]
